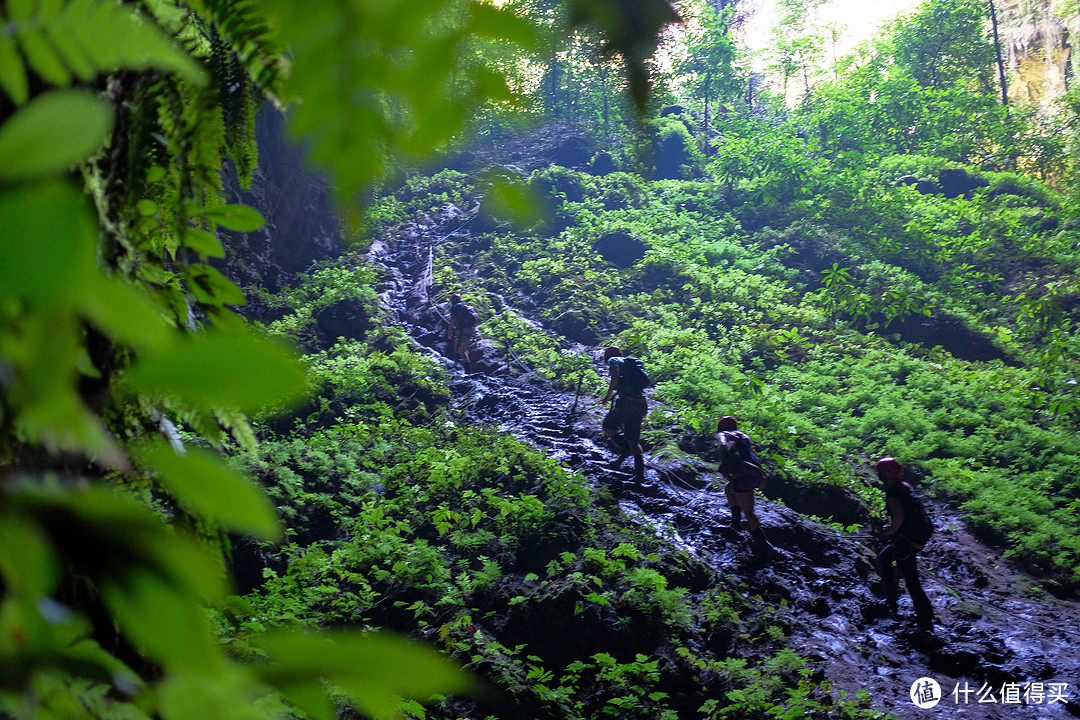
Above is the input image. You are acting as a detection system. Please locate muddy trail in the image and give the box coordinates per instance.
[367,207,1080,720]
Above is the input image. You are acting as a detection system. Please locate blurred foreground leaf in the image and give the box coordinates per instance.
[254,630,474,720]
[0,90,113,182]
[125,331,307,413]
[135,440,282,541]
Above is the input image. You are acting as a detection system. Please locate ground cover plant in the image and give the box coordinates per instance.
[225,267,901,719]
[5,0,1080,717]
[384,153,1080,595]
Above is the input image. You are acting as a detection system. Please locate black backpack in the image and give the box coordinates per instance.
[452,302,479,328]
[618,357,650,392]
[898,482,934,546]
[718,431,765,483]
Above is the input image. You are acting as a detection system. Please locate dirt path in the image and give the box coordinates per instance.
[368,207,1080,720]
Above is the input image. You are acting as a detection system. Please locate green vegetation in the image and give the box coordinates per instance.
[406,156,1080,590]
[227,274,894,718]
[3,0,1079,718]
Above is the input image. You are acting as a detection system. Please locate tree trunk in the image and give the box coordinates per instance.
[601,65,609,133]
[989,0,1010,107]
[704,69,711,139]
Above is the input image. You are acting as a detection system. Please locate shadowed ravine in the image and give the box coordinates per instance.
[367,203,1080,720]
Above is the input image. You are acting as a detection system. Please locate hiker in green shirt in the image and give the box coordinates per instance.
[601,346,648,479]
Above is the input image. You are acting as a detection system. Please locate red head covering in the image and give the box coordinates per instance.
[875,457,902,479]
[717,415,738,432]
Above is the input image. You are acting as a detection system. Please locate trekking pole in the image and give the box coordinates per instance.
[568,372,584,418]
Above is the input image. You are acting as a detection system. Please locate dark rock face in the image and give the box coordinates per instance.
[314,299,370,345]
[554,135,593,169]
[896,174,939,195]
[589,151,617,176]
[896,169,990,198]
[765,475,870,528]
[593,231,648,268]
[219,105,343,293]
[938,168,989,198]
[886,314,1011,364]
[552,310,599,345]
[656,130,690,180]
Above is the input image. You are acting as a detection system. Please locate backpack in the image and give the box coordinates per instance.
[897,482,934,547]
[452,302,479,328]
[617,357,650,393]
[718,431,765,484]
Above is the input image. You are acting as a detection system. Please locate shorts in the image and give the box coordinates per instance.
[729,472,761,493]
[602,395,648,442]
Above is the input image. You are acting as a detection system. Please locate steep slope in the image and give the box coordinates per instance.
[365,189,1080,719]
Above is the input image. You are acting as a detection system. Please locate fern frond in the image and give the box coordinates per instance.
[189,0,287,98]
[214,406,260,454]
[0,0,205,104]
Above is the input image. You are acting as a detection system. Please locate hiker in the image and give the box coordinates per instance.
[716,416,772,556]
[447,293,478,368]
[876,457,934,630]
[600,346,648,479]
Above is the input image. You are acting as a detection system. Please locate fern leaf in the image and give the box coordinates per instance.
[191,0,286,95]
[5,0,36,21]
[39,0,67,15]
[215,406,260,454]
[46,21,96,82]
[0,0,206,105]
[178,407,225,451]
[0,35,29,103]
[18,27,72,86]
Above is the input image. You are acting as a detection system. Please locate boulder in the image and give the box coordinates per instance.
[593,231,647,268]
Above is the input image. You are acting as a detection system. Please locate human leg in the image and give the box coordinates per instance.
[601,407,630,466]
[724,482,742,527]
[622,399,646,479]
[455,329,472,365]
[897,549,933,628]
[878,544,899,614]
[735,490,759,531]
[736,489,772,556]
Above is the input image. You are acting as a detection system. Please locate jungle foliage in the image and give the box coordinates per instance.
[383,0,1080,595]
[238,259,895,720]
[3,0,1080,718]
[0,0,628,718]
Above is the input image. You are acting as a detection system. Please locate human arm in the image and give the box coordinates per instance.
[883,496,905,536]
[601,361,619,403]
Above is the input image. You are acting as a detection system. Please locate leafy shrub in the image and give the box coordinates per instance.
[876,154,953,183]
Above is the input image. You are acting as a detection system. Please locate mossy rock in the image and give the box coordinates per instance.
[594,231,647,268]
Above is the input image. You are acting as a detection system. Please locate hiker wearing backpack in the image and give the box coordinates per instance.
[716,416,772,557]
[876,457,934,630]
[447,293,479,369]
[600,346,648,479]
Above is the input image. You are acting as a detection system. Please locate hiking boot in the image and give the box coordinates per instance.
[606,435,631,455]
[750,528,775,562]
[633,455,645,480]
[730,506,743,529]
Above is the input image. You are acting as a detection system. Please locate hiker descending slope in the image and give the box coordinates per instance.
[875,456,935,630]
[716,416,773,558]
[600,346,649,480]
[447,292,479,370]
